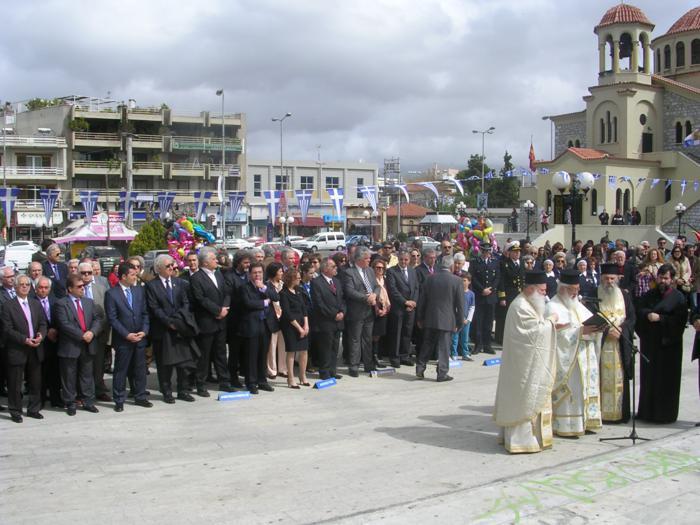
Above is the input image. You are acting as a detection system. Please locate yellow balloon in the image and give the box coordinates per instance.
[472,229,485,239]
[483,227,493,235]
[177,248,185,257]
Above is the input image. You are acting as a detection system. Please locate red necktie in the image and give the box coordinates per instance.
[75,299,87,332]
[329,278,336,294]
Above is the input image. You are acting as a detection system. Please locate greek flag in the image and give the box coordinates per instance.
[193,191,213,222]
[327,188,344,218]
[119,191,139,220]
[650,178,660,189]
[539,168,550,175]
[608,176,616,189]
[695,180,699,193]
[636,178,647,189]
[39,188,61,226]
[0,187,20,226]
[157,192,177,218]
[79,190,99,225]
[227,191,246,222]
[683,130,700,147]
[264,190,281,225]
[228,165,240,177]
[417,182,440,200]
[665,180,673,190]
[295,189,312,224]
[681,179,687,196]
[446,177,464,195]
[392,184,410,203]
[359,185,379,211]
[485,170,494,180]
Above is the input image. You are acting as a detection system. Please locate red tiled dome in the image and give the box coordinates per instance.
[595,4,654,31]
[666,7,700,36]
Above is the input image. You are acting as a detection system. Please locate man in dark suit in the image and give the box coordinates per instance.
[385,250,419,368]
[79,261,110,402]
[2,274,48,423]
[342,246,380,377]
[495,241,524,345]
[42,243,68,298]
[146,254,196,404]
[179,251,199,283]
[224,250,252,388]
[105,262,152,412]
[55,274,105,415]
[470,241,501,355]
[311,257,346,380]
[239,262,278,394]
[416,256,464,382]
[189,246,234,395]
[415,248,437,290]
[0,264,17,398]
[34,276,62,408]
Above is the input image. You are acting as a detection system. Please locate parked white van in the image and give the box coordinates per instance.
[296,232,346,252]
[0,240,41,271]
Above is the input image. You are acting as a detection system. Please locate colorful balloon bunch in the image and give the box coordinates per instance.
[167,216,216,267]
[456,215,498,257]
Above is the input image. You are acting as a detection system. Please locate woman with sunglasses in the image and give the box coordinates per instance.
[370,256,391,368]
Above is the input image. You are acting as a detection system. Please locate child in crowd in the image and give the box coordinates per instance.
[451,271,475,361]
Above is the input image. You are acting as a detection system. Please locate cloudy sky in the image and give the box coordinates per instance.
[0,0,695,172]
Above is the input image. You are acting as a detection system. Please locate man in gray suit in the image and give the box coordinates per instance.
[56,273,105,415]
[79,262,110,401]
[416,255,464,382]
[342,246,380,377]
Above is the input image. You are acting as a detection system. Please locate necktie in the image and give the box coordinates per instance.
[42,298,51,322]
[359,268,373,294]
[125,288,133,309]
[165,279,174,304]
[85,284,93,299]
[403,268,409,283]
[428,266,434,275]
[22,301,35,338]
[8,288,16,299]
[328,278,336,294]
[53,264,59,278]
[75,299,87,332]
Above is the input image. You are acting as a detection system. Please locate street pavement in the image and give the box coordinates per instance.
[1,329,698,524]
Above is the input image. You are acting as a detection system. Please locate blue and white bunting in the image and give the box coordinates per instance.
[636,178,647,189]
[539,168,550,175]
[0,187,20,226]
[359,185,379,211]
[327,188,344,218]
[157,192,177,218]
[417,182,440,200]
[695,180,700,192]
[264,190,281,225]
[681,179,687,196]
[608,176,616,189]
[193,191,212,222]
[39,188,61,226]
[665,180,673,190]
[227,191,246,222]
[683,129,700,147]
[485,170,494,180]
[119,191,139,220]
[392,184,410,203]
[650,178,660,189]
[294,189,313,224]
[79,190,99,225]
[446,177,464,195]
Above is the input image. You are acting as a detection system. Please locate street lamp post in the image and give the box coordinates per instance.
[523,199,535,243]
[279,215,295,242]
[472,126,495,195]
[271,112,292,195]
[216,89,226,244]
[363,209,378,241]
[552,171,594,249]
[456,201,467,217]
[675,203,687,239]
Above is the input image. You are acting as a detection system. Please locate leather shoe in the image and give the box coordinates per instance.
[83,405,99,413]
[219,384,238,393]
[258,383,274,392]
[11,413,23,423]
[135,399,153,408]
[400,357,415,366]
[248,386,259,395]
[114,403,124,412]
[416,371,425,379]
[437,375,454,382]
[483,348,496,355]
[463,356,474,362]
[97,393,112,402]
[333,374,343,380]
[176,393,195,402]
[66,407,76,416]
[348,369,359,378]
[26,412,43,420]
[163,395,176,404]
[389,360,401,368]
[196,389,210,398]
[0,405,5,411]
[231,380,244,389]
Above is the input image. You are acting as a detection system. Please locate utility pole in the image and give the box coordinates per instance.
[216,89,226,243]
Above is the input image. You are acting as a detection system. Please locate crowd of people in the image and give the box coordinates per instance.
[0,231,698,434]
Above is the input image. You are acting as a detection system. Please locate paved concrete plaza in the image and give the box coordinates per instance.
[1,330,699,524]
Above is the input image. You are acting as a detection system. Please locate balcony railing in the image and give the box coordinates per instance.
[132,134,162,143]
[0,166,66,179]
[0,135,67,147]
[171,136,242,152]
[73,132,120,142]
[208,164,241,177]
[128,107,162,115]
[133,162,163,170]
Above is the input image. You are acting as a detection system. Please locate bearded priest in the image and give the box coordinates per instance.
[597,263,636,423]
[494,271,558,453]
[545,270,603,437]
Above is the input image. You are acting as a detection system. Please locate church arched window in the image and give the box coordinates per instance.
[613,117,618,142]
[676,122,684,144]
[677,42,686,67]
[600,119,606,144]
[686,120,693,137]
[615,188,622,211]
[664,45,671,69]
[692,39,700,64]
[575,139,581,148]
[656,48,661,72]
[590,188,598,216]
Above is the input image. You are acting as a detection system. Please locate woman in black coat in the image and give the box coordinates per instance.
[279,268,309,389]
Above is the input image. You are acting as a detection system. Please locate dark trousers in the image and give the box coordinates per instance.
[227,323,245,384]
[0,351,6,394]
[474,301,495,350]
[243,331,270,388]
[386,310,415,359]
[315,329,340,379]
[153,339,189,396]
[416,328,451,379]
[59,350,95,409]
[113,344,147,404]
[41,342,62,406]
[494,303,507,345]
[7,352,42,416]
[347,316,375,373]
[92,335,109,396]
[196,329,230,389]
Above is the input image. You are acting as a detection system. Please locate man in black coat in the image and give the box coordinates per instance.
[495,241,523,345]
[416,256,464,382]
[239,262,278,394]
[34,276,62,408]
[146,254,197,404]
[42,243,68,298]
[311,257,346,380]
[385,250,419,368]
[692,313,700,427]
[1,274,48,423]
[55,274,105,416]
[470,241,501,355]
[189,247,234,396]
[224,250,252,389]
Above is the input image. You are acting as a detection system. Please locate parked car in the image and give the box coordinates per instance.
[79,245,124,275]
[0,240,40,271]
[295,232,347,252]
[285,235,304,246]
[222,237,254,250]
[261,243,302,266]
[245,236,265,247]
[345,234,371,248]
[407,236,439,251]
[143,249,170,276]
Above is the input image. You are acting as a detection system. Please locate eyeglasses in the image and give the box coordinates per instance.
[375,266,385,270]
[73,284,85,289]
[80,271,93,275]
[17,282,31,287]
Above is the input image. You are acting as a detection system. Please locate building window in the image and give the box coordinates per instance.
[693,39,700,64]
[665,180,672,203]
[17,154,51,168]
[275,174,289,191]
[175,179,190,191]
[686,120,693,137]
[300,176,314,190]
[640,114,647,125]
[656,48,661,72]
[613,117,618,142]
[590,188,598,216]
[356,177,364,198]
[664,45,671,69]
[615,188,622,211]
[623,189,630,213]
[575,139,581,148]
[600,119,605,143]
[253,174,261,197]
[325,176,339,189]
[567,140,574,148]
[676,122,684,143]
[677,42,686,67]
[606,111,612,143]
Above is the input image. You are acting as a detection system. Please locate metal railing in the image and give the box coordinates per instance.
[74,160,115,169]
[0,135,67,147]
[128,107,162,115]
[133,162,163,170]
[132,134,162,143]
[171,135,242,150]
[0,167,65,177]
[73,132,120,142]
